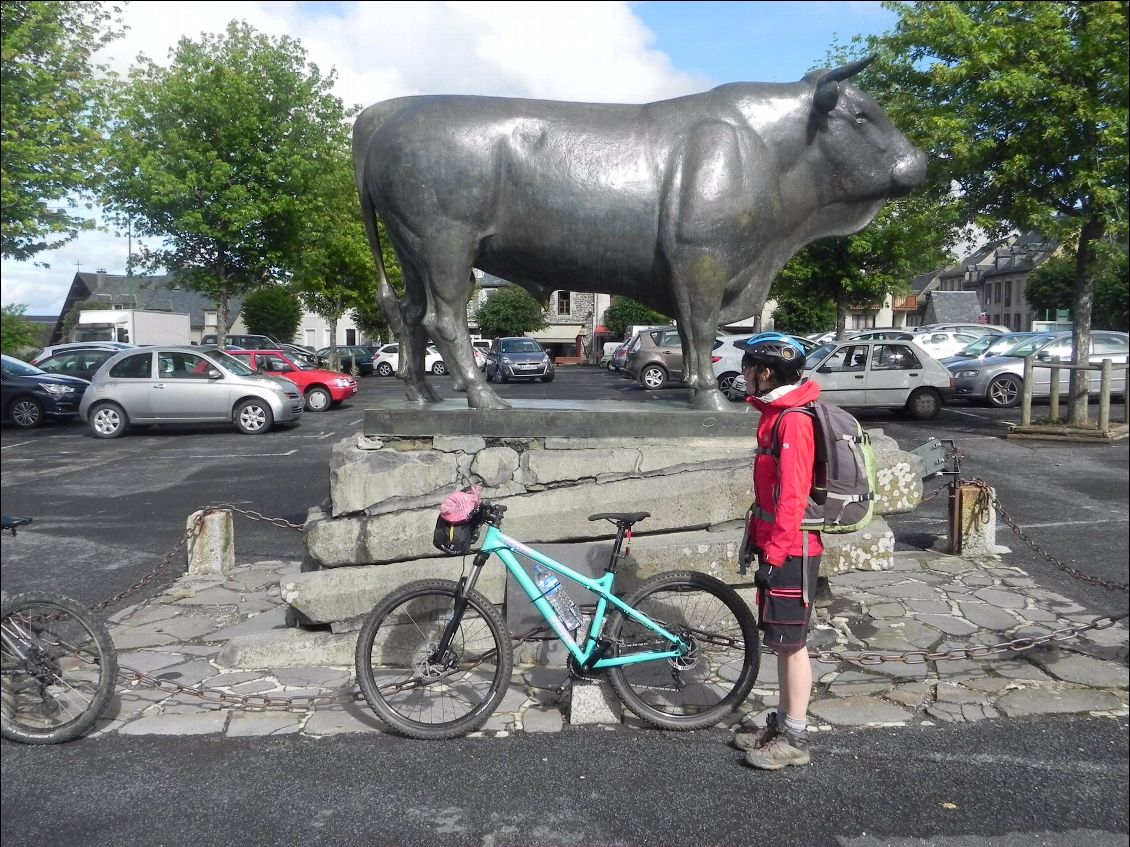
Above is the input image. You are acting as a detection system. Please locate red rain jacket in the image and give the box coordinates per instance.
[746,378,824,567]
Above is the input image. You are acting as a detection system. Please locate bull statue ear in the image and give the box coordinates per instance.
[808,56,875,114]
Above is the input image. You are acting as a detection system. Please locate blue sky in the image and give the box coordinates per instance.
[1,1,900,315]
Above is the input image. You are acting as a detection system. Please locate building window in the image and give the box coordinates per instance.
[1005,280,1012,306]
[555,291,571,316]
[346,328,357,345]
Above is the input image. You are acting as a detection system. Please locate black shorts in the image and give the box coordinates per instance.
[757,553,821,649]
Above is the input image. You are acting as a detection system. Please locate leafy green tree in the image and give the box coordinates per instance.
[1,1,124,260]
[474,285,549,339]
[1,304,38,353]
[288,137,379,371]
[1027,251,1129,332]
[240,286,303,343]
[767,288,835,336]
[350,219,404,344]
[601,297,671,339]
[100,21,350,339]
[772,196,953,338]
[876,0,1130,424]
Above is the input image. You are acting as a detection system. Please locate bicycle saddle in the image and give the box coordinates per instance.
[588,512,650,526]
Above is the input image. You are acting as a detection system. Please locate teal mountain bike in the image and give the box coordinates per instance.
[355,502,759,739]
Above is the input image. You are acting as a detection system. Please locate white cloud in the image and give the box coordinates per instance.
[2,1,705,314]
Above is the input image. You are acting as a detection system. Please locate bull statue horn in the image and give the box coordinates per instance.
[809,56,875,113]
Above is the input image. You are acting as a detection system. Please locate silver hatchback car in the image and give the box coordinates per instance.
[79,347,304,438]
[946,331,1129,408]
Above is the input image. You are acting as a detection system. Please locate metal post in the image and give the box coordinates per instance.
[947,477,962,555]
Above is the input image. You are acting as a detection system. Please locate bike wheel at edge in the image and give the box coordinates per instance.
[607,571,759,731]
[1,593,118,744]
[355,579,513,740]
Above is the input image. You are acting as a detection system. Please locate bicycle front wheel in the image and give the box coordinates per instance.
[1,593,118,744]
[354,579,513,740]
[607,571,759,731]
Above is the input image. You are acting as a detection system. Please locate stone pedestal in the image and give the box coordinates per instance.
[293,401,925,627]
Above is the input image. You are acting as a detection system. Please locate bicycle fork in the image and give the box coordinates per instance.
[429,551,491,666]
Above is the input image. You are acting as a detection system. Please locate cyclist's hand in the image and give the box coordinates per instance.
[754,563,777,589]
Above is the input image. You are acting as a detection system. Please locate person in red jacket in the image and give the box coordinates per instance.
[732,333,822,770]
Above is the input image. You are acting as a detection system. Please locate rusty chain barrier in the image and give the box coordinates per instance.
[79,487,1129,713]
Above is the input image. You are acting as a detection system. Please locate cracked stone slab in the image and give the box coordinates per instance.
[995,687,1124,717]
[1029,653,1130,688]
[808,695,912,726]
[226,710,306,736]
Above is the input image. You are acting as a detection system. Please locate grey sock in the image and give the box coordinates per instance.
[784,715,807,735]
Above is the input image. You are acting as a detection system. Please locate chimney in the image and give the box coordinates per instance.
[96,268,107,289]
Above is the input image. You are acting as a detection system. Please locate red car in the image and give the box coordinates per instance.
[228,349,358,412]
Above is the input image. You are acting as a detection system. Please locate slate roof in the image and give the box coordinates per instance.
[49,272,242,345]
[922,290,982,324]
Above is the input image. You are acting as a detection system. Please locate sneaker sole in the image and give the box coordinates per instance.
[742,751,811,770]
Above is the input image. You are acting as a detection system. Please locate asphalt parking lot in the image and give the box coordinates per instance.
[2,365,1126,617]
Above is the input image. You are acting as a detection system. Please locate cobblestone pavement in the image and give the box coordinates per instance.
[93,550,1129,739]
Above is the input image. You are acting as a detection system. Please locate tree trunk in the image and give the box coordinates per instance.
[214,266,232,343]
[835,290,850,340]
[1068,217,1103,426]
[328,317,340,372]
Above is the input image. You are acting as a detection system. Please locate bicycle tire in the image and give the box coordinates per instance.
[1,593,118,744]
[354,579,513,740]
[607,571,759,731]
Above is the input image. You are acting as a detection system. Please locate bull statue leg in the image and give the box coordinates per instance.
[419,243,509,410]
[396,268,444,404]
[676,300,730,411]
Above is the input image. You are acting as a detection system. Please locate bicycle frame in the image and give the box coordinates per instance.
[463,524,690,669]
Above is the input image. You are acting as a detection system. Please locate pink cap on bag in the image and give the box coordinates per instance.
[440,485,482,523]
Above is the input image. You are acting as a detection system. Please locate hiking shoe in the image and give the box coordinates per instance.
[731,712,780,752]
[743,729,810,770]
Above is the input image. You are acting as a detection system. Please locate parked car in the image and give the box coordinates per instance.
[946,331,1129,408]
[32,341,135,364]
[1,354,89,429]
[712,333,819,396]
[911,330,982,360]
[485,337,555,382]
[316,345,376,376]
[608,340,632,371]
[79,347,304,438]
[727,339,953,419]
[370,343,447,376]
[278,343,318,366]
[201,333,283,350]
[846,329,916,341]
[33,347,122,382]
[913,323,1010,337]
[938,332,1051,367]
[226,349,358,411]
[625,326,683,389]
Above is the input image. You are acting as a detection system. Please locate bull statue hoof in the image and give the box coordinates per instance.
[404,382,444,404]
[467,389,511,411]
[690,388,731,412]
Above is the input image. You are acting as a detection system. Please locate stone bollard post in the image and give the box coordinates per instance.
[947,483,1005,558]
[186,508,235,576]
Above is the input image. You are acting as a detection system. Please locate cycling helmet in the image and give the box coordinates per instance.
[733,332,807,383]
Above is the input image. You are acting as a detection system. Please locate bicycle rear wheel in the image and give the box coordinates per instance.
[354,579,513,740]
[1,593,118,744]
[607,571,759,731]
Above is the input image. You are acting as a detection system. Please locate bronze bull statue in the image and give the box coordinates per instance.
[353,57,926,410]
